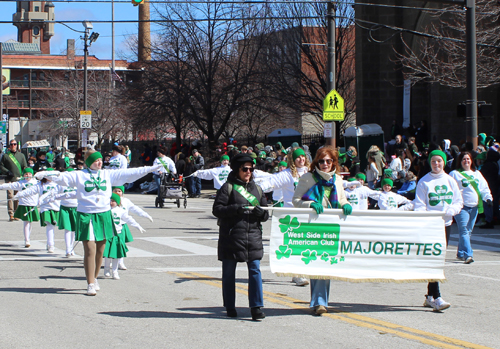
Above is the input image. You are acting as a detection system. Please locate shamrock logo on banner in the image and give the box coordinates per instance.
[112,212,120,225]
[428,185,453,206]
[84,178,107,192]
[276,215,341,265]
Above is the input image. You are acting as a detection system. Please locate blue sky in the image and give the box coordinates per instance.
[0,1,156,61]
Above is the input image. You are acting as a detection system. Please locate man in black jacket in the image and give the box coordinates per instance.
[212,153,269,320]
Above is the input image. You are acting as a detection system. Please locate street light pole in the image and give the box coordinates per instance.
[465,0,477,149]
[82,25,89,148]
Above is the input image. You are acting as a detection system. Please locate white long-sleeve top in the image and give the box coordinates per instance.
[377,191,410,210]
[449,169,492,208]
[106,154,128,170]
[57,187,78,208]
[344,185,380,210]
[254,167,308,207]
[153,156,177,176]
[111,206,142,234]
[366,162,379,182]
[194,165,230,190]
[45,166,160,214]
[16,181,61,213]
[121,196,152,220]
[0,179,39,206]
[414,171,463,226]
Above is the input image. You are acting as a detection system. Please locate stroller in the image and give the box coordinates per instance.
[155,172,188,209]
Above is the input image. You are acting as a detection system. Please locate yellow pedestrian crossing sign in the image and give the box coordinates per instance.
[323,89,344,121]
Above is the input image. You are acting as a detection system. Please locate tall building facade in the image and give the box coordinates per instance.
[13,1,55,54]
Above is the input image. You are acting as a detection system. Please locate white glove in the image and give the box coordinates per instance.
[139,227,146,234]
[147,215,153,223]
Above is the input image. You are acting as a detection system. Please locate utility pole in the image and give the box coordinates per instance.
[326,1,336,148]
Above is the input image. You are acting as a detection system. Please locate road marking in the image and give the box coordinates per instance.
[169,271,493,349]
[140,236,217,255]
[457,273,500,282]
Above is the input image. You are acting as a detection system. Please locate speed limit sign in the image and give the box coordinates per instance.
[80,110,92,129]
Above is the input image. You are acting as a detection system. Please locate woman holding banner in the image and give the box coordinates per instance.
[449,152,492,264]
[292,146,352,315]
[213,153,269,321]
[414,150,463,311]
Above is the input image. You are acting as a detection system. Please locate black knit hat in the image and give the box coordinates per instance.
[230,153,254,171]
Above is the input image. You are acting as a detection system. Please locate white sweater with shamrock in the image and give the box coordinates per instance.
[449,170,492,208]
[0,179,39,206]
[194,165,231,190]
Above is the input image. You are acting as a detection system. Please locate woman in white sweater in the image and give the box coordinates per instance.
[449,151,492,264]
[414,150,463,312]
[36,150,161,296]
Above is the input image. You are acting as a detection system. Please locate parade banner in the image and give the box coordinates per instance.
[270,208,446,283]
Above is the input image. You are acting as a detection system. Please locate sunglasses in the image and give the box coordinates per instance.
[318,159,333,165]
[240,167,255,173]
[10,143,17,146]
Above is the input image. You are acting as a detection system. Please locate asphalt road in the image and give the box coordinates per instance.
[1,191,499,349]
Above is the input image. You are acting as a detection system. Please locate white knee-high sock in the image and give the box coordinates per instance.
[104,257,112,270]
[64,230,75,253]
[112,259,119,273]
[46,224,55,247]
[118,257,125,266]
[23,221,31,242]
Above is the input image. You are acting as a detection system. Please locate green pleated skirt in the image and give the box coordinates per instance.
[40,210,60,227]
[58,206,77,231]
[14,205,40,222]
[103,233,129,259]
[122,223,134,243]
[75,211,114,242]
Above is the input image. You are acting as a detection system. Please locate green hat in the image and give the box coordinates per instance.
[291,142,300,148]
[355,173,366,181]
[381,178,393,187]
[292,148,306,161]
[112,186,125,194]
[259,151,266,158]
[428,149,447,165]
[278,161,287,167]
[46,168,54,172]
[281,149,288,155]
[65,167,75,172]
[347,177,356,182]
[475,152,487,161]
[111,193,121,206]
[485,136,496,147]
[478,133,487,146]
[220,155,230,162]
[23,168,34,175]
[249,152,257,159]
[85,151,103,168]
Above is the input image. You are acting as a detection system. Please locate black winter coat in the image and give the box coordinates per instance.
[213,172,269,262]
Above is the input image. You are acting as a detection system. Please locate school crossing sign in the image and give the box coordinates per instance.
[323,89,345,121]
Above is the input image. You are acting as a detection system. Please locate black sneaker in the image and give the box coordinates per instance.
[226,308,237,318]
[251,307,265,321]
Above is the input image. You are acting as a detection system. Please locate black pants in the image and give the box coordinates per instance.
[427,225,451,299]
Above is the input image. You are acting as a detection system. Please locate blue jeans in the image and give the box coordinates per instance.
[153,174,162,199]
[194,177,201,195]
[455,206,478,258]
[222,259,263,310]
[310,279,330,308]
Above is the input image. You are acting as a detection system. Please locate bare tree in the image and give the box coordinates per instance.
[137,0,280,148]
[394,0,500,88]
[262,1,356,135]
[40,68,131,148]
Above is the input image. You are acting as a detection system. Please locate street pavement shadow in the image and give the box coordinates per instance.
[0,287,82,295]
[327,302,428,313]
[99,306,305,320]
[38,275,87,281]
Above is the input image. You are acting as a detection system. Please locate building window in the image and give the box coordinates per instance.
[34,6,40,12]
[33,26,40,36]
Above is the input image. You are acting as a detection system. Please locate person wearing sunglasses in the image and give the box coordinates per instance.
[292,146,352,316]
[213,153,269,321]
[0,139,28,221]
[253,147,311,287]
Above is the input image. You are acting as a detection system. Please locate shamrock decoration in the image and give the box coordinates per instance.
[321,252,330,262]
[84,178,107,192]
[301,249,317,265]
[330,257,338,264]
[276,245,292,260]
[278,215,300,233]
[340,256,345,262]
[112,212,120,225]
[428,185,453,206]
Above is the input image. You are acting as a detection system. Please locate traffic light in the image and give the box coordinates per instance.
[131,0,144,5]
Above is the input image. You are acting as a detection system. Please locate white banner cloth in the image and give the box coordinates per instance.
[269,208,446,282]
